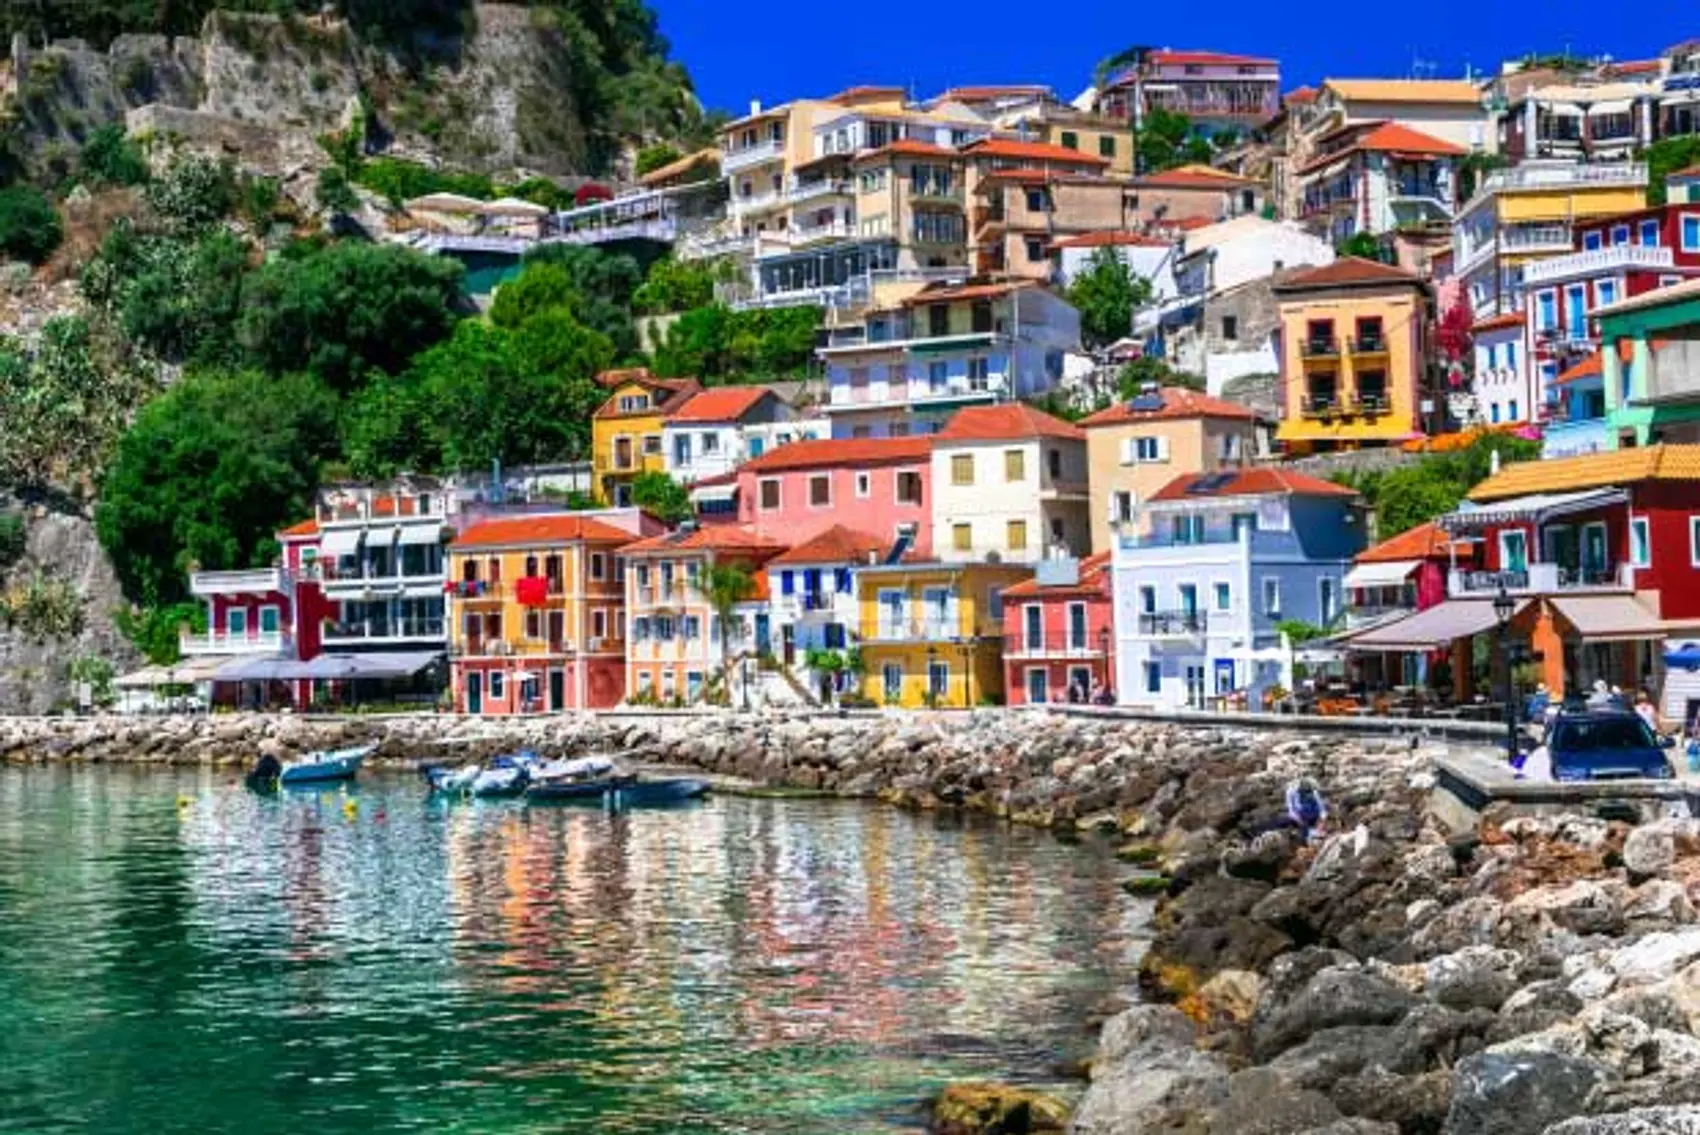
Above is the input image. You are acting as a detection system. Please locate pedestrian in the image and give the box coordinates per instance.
[1635,690,1660,733]
[1283,777,1329,843]
[1586,679,1613,709]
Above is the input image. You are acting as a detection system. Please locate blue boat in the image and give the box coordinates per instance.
[526,768,709,808]
[278,744,373,785]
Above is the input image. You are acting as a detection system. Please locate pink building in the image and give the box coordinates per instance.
[725,437,935,557]
[1098,49,1281,134]
[1001,553,1114,705]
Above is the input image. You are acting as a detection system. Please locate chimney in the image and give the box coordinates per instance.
[750,98,762,117]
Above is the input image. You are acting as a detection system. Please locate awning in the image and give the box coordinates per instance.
[690,482,738,504]
[1442,488,1627,531]
[168,655,246,682]
[1550,594,1665,643]
[300,651,442,680]
[397,523,444,546]
[1344,560,1421,589]
[211,657,302,682]
[115,665,171,689]
[320,527,364,557]
[1343,598,1531,652]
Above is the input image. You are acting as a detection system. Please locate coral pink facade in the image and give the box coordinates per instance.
[734,459,934,556]
[1001,557,1114,705]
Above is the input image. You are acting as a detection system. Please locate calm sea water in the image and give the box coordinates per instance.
[0,766,1144,1134]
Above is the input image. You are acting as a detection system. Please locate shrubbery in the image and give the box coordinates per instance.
[0,185,63,263]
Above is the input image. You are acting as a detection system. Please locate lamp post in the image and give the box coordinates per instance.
[1099,624,1112,702]
[961,638,975,708]
[926,643,938,709]
[1493,583,1519,763]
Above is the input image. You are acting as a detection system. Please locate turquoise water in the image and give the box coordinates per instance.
[0,766,1142,1133]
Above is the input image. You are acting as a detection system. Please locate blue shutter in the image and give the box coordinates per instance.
[803,569,820,595]
[781,570,794,596]
[836,568,852,594]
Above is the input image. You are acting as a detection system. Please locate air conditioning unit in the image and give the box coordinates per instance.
[588,637,604,651]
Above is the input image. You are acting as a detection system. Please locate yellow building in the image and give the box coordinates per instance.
[590,368,701,506]
[856,561,1030,707]
[1451,162,1649,319]
[446,514,634,714]
[1272,258,1435,454]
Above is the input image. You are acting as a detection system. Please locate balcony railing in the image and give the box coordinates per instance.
[1301,337,1340,359]
[1473,163,1647,200]
[1301,394,1341,417]
[322,619,445,641]
[788,178,850,203]
[1349,334,1387,355]
[722,139,785,173]
[634,584,692,606]
[871,617,960,642]
[1004,632,1103,659]
[1523,243,1675,285]
[792,220,856,244]
[733,189,784,213]
[179,628,293,656]
[1351,392,1390,417]
[1502,223,1574,252]
[1137,611,1208,636]
[189,567,291,597]
[1448,562,1635,597]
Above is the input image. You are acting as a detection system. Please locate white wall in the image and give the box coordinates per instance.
[932,437,1088,563]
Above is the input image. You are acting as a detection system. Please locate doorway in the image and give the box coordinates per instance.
[467,671,483,714]
[549,668,565,712]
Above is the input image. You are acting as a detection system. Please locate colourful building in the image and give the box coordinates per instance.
[1293,121,1464,243]
[728,436,934,555]
[620,525,784,704]
[590,368,702,506]
[857,560,1030,708]
[447,514,634,714]
[1096,49,1281,135]
[1001,553,1113,705]
[931,403,1091,564]
[1341,520,1477,690]
[1272,257,1436,453]
[1598,276,1700,449]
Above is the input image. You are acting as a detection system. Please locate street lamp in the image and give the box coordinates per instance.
[961,638,975,708]
[1493,583,1519,763]
[926,643,938,708]
[1099,625,1112,702]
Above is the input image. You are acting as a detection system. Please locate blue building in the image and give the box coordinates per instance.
[1110,468,1367,710]
[1541,352,1613,460]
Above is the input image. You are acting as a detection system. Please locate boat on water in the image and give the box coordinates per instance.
[524,755,709,808]
[422,763,481,794]
[422,751,538,798]
[249,744,373,789]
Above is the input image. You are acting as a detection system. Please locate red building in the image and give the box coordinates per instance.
[1000,552,1113,705]
[1342,521,1478,689]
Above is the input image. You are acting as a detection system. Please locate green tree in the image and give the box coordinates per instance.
[1136,108,1211,173]
[115,601,205,664]
[630,470,692,523]
[695,561,754,703]
[96,369,340,604]
[81,223,250,364]
[316,166,361,217]
[632,255,720,314]
[489,261,580,328]
[1336,232,1385,261]
[653,303,822,382]
[0,511,24,570]
[1115,356,1204,397]
[519,244,643,357]
[237,241,465,390]
[654,302,731,378]
[0,185,63,264]
[1067,246,1152,349]
[635,143,682,177]
[1456,152,1507,202]
[143,154,236,232]
[77,123,149,188]
[1645,136,1700,206]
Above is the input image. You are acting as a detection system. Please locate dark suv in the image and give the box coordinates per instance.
[1543,710,1675,781]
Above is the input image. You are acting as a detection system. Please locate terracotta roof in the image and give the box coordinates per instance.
[620,525,785,556]
[637,148,718,187]
[1323,79,1484,105]
[596,366,659,389]
[1466,444,1700,502]
[899,279,1039,306]
[934,84,1052,102]
[1608,60,1663,75]
[1355,521,1467,564]
[744,569,772,603]
[1296,121,1467,175]
[1471,312,1525,333]
[593,375,702,420]
[737,436,932,473]
[1137,164,1257,189]
[1285,86,1319,104]
[1175,216,1213,230]
[1555,352,1603,385]
[1149,49,1276,67]
[667,386,775,424]
[1273,256,1423,291]
[1078,386,1256,426]
[1670,165,1700,180]
[826,84,906,104]
[936,403,1084,442]
[855,139,957,162]
[453,514,634,549]
[1150,468,1361,502]
[962,138,1110,166]
[1002,552,1111,598]
[769,525,887,566]
[1050,231,1172,249]
[279,518,319,539]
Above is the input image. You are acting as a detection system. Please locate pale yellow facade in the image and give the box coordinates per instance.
[851,148,969,271]
[1083,416,1257,553]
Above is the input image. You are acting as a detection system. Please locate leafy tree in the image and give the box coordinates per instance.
[1645,136,1700,206]
[653,303,822,382]
[81,223,250,364]
[632,255,720,314]
[237,241,465,390]
[67,654,116,707]
[635,143,682,177]
[96,369,340,605]
[77,123,149,188]
[355,157,495,207]
[315,165,361,217]
[1456,152,1507,202]
[630,470,692,524]
[695,561,754,701]
[0,185,63,264]
[1115,356,1204,397]
[0,511,24,570]
[1136,108,1212,173]
[520,244,644,358]
[489,261,580,328]
[0,571,84,642]
[1067,246,1152,349]
[1336,232,1385,261]
[1339,434,1542,540]
[143,154,236,232]
[115,601,205,664]
[236,173,282,227]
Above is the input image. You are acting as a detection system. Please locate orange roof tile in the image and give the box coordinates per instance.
[1149,49,1276,67]
[899,279,1039,306]
[769,525,888,566]
[1002,551,1111,597]
[1285,86,1319,104]
[620,525,785,556]
[667,386,775,424]
[1472,312,1525,333]
[1323,79,1484,106]
[279,518,319,539]
[738,436,932,473]
[1273,256,1423,290]
[1670,165,1700,180]
[962,138,1111,166]
[593,376,702,420]
[746,570,772,603]
[855,139,958,162]
[1079,386,1256,426]
[1355,521,1468,564]
[1297,121,1467,175]
[1050,231,1172,249]
[1555,352,1603,385]
[1137,166,1257,189]
[936,402,1084,442]
[1150,468,1360,502]
[1467,444,1700,502]
[453,514,634,549]
[934,84,1052,102]
[826,84,906,104]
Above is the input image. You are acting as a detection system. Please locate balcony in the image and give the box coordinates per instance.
[871,616,960,643]
[1300,393,1342,419]
[732,189,784,214]
[909,183,964,205]
[1523,243,1675,286]
[1301,337,1340,361]
[792,220,856,246]
[1345,601,1415,629]
[189,567,291,597]
[1456,235,1499,278]
[1472,162,1647,201]
[634,584,692,607]
[1004,632,1104,660]
[322,618,446,643]
[179,628,293,656]
[722,139,785,174]
[788,178,850,204]
[1447,562,1635,598]
[1502,224,1574,254]
[1136,611,1208,637]
[320,564,444,593]
[1348,334,1387,357]
[1348,392,1391,418]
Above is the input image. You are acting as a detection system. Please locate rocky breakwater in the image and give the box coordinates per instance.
[1071,735,1700,1135]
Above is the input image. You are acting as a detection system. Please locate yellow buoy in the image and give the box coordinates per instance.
[343,799,359,819]
[176,795,192,810]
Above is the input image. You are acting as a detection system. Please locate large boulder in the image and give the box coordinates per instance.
[1541,1106,1700,1134]
[1190,1066,1346,1134]
[1251,965,1420,1061]
[1426,946,1522,1012]
[1070,1006,1229,1135]
[932,1082,1069,1134]
[1445,1051,1609,1135]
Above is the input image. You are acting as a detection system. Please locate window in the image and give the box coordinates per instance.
[1683,215,1700,252]
[1024,604,1042,648]
[988,586,1004,620]
[592,609,607,639]
[661,670,675,699]
[1623,516,1650,569]
[896,470,923,504]
[1565,284,1586,330]
[1612,225,1630,246]
[1047,449,1062,478]
[759,478,781,510]
[1507,342,1518,370]
[702,433,719,453]
[1171,514,1204,544]
[967,358,991,388]
[642,434,662,456]
[1127,436,1165,463]
[1214,582,1231,611]
[1025,236,1047,262]
[1319,578,1338,624]
[1221,314,1238,341]
[927,661,950,698]
[856,472,871,498]
[1144,661,1161,694]
[809,474,831,507]
[927,359,949,391]
[1490,403,1501,424]
[1501,529,1529,572]
[589,552,605,581]
[489,671,505,700]
[1113,491,1135,524]
[1060,130,1079,150]
[1597,279,1618,308]
[1138,585,1156,614]
[928,304,950,337]
[953,523,972,551]
[525,610,541,640]
[1583,230,1602,251]
[1025,188,1048,213]
[227,607,248,637]
[655,616,674,640]
[635,563,650,588]
[1004,449,1026,482]
[684,615,701,640]
[883,663,904,701]
[633,616,650,641]
[1098,135,1116,158]
[1262,578,1281,616]
[1508,399,1519,420]
[1537,291,1557,331]
[1486,344,1498,370]
[951,454,975,485]
[1007,519,1027,551]
[1641,219,1661,246]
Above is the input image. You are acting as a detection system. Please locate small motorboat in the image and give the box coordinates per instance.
[277,744,373,786]
[525,755,709,808]
[469,764,529,798]
[422,763,481,794]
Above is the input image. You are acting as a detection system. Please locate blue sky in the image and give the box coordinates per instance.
[650,0,1697,114]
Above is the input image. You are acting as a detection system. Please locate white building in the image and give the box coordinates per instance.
[1469,312,1530,426]
[1053,232,1179,299]
[661,386,799,485]
[930,403,1091,565]
[1173,215,1337,298]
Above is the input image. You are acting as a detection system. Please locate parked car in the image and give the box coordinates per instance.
[1537,710,1675,781]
